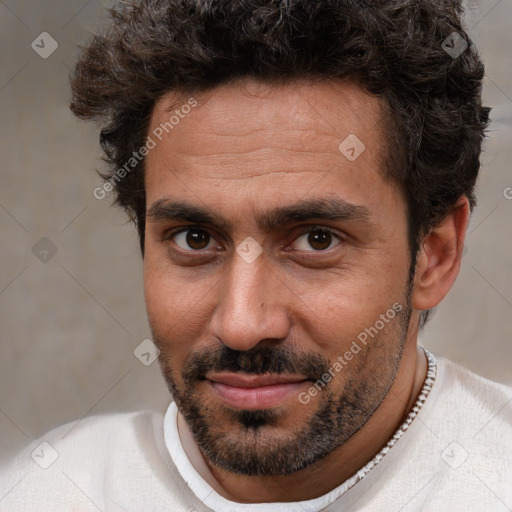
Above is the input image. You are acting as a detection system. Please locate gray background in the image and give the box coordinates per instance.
[0,0,511,462]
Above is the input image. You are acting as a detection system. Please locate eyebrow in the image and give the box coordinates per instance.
[147,197,372,232]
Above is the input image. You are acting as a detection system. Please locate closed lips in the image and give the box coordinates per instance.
[206,373,309,387]
[205,373,311,410]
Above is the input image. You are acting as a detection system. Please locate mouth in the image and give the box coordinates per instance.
[205,372,310,410]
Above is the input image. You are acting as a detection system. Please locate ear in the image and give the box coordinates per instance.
[412,195,470,311]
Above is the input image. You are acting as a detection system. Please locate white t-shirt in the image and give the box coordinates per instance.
[1,349,511,511]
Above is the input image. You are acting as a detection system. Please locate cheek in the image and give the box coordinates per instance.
[144,258,217,358]
[144,236,224,311]
[292,264,408,356]
[144,264,175,324]
[144,250,198,320]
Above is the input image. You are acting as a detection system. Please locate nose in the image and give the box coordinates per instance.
[209,251,291,352]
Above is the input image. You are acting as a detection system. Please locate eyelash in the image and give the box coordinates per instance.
[163,225,345,257]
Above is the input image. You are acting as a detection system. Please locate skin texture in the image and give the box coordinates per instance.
[143,79,468,503]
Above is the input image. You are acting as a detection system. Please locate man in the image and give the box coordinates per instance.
[1,0,511,510]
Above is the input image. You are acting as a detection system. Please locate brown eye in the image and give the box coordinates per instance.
[308,230,332,250]
[174,229,213,250]
[294,228,341,252]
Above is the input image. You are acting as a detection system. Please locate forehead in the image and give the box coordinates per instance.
[144,79,397,221]
[148,79,384,158]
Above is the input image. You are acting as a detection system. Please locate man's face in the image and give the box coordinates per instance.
[144,79,414,476]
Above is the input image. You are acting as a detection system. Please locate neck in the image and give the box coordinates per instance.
[182,339,427,504]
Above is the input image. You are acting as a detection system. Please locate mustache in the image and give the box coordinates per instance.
[182,344,331,385]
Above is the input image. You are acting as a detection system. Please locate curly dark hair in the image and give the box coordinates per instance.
[70,0,489,324]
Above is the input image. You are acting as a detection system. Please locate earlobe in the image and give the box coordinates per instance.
[411,196,470,311]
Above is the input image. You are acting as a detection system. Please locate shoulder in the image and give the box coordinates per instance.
[419,355,512,502]
[0,409,187,510]
[3,409,165,467]
[435,356,512,424]
[357,354,512,510]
